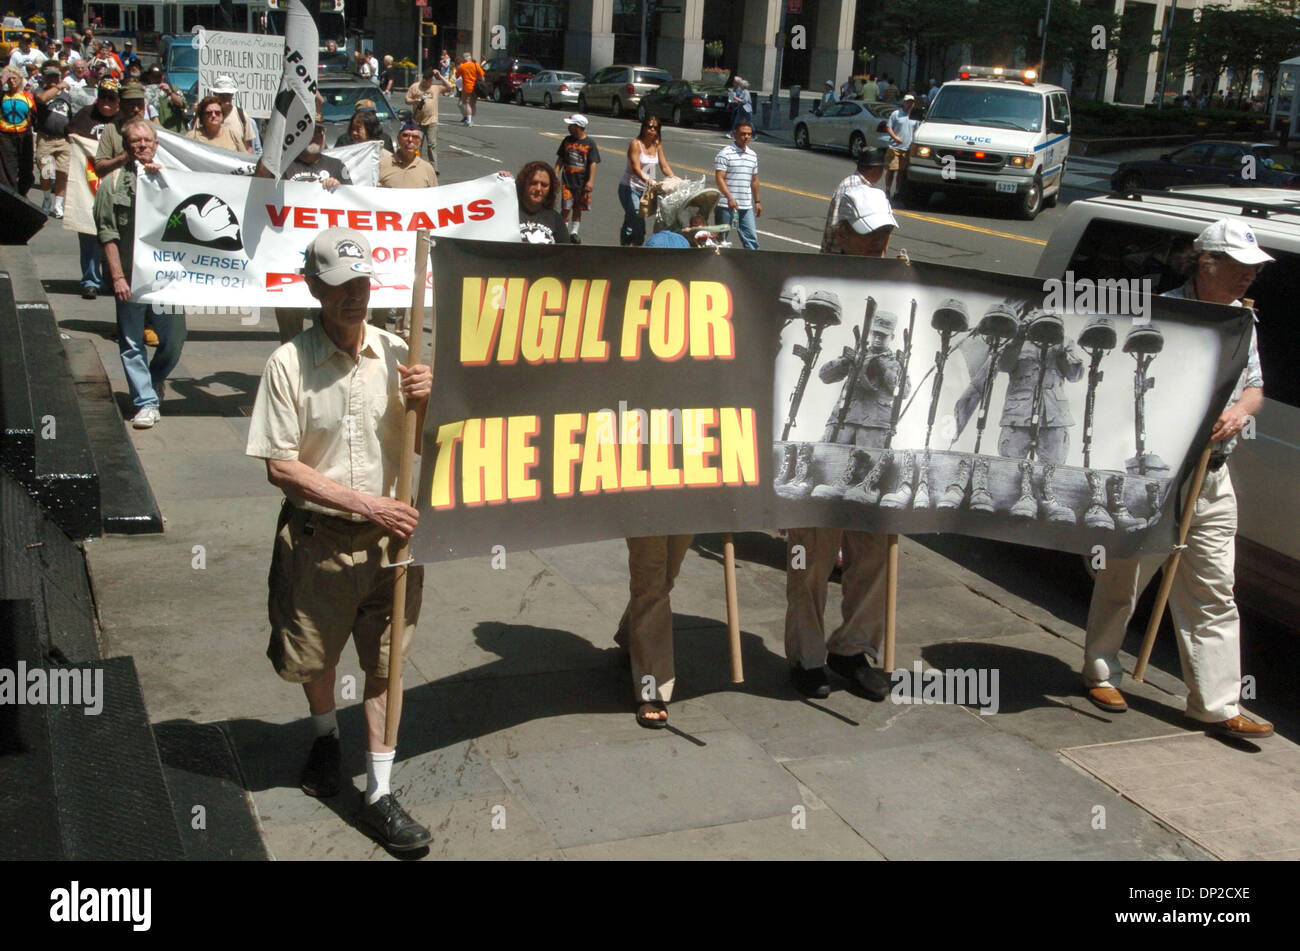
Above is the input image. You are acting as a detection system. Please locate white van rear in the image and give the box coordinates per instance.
[904,66,1070,220]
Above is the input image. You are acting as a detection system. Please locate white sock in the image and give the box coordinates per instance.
[53,195,64,215]
[311,710,337,738]
[366,750,395,804]
[570,221,580,236]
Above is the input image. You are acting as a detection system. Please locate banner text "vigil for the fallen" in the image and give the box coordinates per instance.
[426,275,759,509]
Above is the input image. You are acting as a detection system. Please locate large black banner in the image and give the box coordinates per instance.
[413,239,1250,565]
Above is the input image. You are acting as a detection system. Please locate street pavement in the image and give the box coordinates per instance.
[24,105,1300,862]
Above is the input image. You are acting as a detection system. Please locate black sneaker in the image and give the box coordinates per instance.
[299,734,341,798]
[827,652,890,702]
[81,287,97,300]
[569,233,581,244]
[790,664,830,699]
[357,793,432,851]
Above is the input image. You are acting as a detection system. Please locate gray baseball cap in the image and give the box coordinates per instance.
[303,228,375,286]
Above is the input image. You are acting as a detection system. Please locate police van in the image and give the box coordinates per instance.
[1035,187,1300,625]
[904,65,1071,220]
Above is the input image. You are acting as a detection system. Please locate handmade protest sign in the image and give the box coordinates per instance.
[413,240,1250,564]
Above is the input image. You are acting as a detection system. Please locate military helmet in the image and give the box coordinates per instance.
[803,289,843,327]
[931,297,969,334]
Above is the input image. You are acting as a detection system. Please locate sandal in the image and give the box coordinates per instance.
[636,700,668,730]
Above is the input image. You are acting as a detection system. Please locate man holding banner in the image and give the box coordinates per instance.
[246,228,434,851]
[1082,219,1274,741]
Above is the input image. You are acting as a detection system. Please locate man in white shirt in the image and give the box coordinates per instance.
[884,93,917,199]
[713,122,761,249]
[8,34,46,71]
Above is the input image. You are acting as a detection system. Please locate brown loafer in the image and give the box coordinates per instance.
[1202,715,1274,740]
[1086,686,1127,713]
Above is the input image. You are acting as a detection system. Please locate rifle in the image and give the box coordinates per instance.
[830,296,877,442]
[885,298,917,449]
[1023,312,1065,462]
[1078,317,1116,470]
[782,322,828,441]
[1133,355,1156,474]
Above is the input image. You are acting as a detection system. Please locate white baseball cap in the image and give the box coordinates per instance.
[211,74,238,94]
[303,228,375,286]
[563,113,588,128]
[1193,218,1274,266]
[841,185,897,235]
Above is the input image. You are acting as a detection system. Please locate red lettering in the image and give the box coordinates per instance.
[293,207,317,228]
[266,205,291,227]
[408,211,435,231]
[321,207,346,227]
[265,272,303,290]
[467,199,494,221]
[437,205,465,228]
[375,211,401,231]
[346,210,372,230]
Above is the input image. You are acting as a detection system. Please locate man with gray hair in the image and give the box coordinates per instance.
[1082,218,1274,740]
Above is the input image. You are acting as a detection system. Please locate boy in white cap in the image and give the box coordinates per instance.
[246,227,435,850]
[554,113,599,243]
[1083,218,1274,741]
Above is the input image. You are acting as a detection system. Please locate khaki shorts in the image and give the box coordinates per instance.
[35,134,70,177]
[266,503,423,683]
[887,148,908,173]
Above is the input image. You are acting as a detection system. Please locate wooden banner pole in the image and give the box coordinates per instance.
[883,533,898,672]
[722,532,744,682]
[384,230,432,747]
[1133,444,1212,682]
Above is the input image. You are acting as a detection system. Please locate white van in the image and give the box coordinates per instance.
[904,65,1070,220]
[1035,187,1300,626]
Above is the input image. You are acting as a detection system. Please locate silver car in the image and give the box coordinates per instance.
[793,100,896,158]
[578,64,673,118]
[519,70,586,109]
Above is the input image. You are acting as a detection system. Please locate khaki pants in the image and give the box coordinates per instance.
[1083,466,1240,722]
[615,535,694,702]
[785,527,887,669]
[420,122,438,165]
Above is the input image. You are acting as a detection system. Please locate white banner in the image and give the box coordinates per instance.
[130,170,521,308]
[196,29,285,120]
[261,0,319,178]
[63,132,382,236]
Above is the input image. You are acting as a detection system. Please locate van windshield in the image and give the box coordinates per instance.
[168,45,198,72]
[928,86,1043,132]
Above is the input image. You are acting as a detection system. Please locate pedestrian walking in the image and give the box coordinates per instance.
[405,65,453,167]
[713,121,760,249]
[554,113,598,243]
[618,116,673,246]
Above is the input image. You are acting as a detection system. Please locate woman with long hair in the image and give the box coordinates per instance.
[515,159,569,243]
[187,95,246,152]
[334,109,391,151]
[618,116,674,246]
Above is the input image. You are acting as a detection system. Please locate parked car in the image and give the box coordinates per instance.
[579,64,673,118]
[793,100,895,158]
[482,55,543,103]
[637,79,731,128]
[1110,141,1300,193]
[519,70,585,109]
[317,78,411,148]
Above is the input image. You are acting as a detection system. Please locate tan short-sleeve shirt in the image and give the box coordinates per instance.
[378,150,438,188]
[246,322,410,519]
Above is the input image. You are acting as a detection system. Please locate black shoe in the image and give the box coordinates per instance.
[790,664,830,699]
[81,287,97,300]
[569,233,581,244]
[827,652,891,702]
[357,793,432,851]
[299,734,341,798]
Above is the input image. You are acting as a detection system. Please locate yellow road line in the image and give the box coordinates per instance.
[538,134,1049,248]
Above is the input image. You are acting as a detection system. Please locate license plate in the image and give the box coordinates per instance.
[995,181,1018,194]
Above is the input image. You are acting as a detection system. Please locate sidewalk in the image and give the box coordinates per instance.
[29,220,1300,861]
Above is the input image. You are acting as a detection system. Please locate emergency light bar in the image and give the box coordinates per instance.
[957,65,1038,85]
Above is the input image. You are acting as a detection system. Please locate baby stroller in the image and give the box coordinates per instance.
[645,176,734,247]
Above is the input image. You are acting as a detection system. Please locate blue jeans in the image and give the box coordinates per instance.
[618,182,646,246]
[715,205,759,250]
[78,232,102,290]
[116,299,187,411]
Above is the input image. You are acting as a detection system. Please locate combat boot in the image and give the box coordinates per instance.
[845,450,891,505]
[812,449,871,500]
[937,456,970,510]
[1010,459,1038,519]
[969,459,995,514]
[1145,481,1163,529]
[773,443,798,486]
[776,444,816,499]
[1084,471,1114,530]
[1039,463,1077,524]
[912,450,931,509]
[1107,475,1146,533]
[880,451,915,509]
